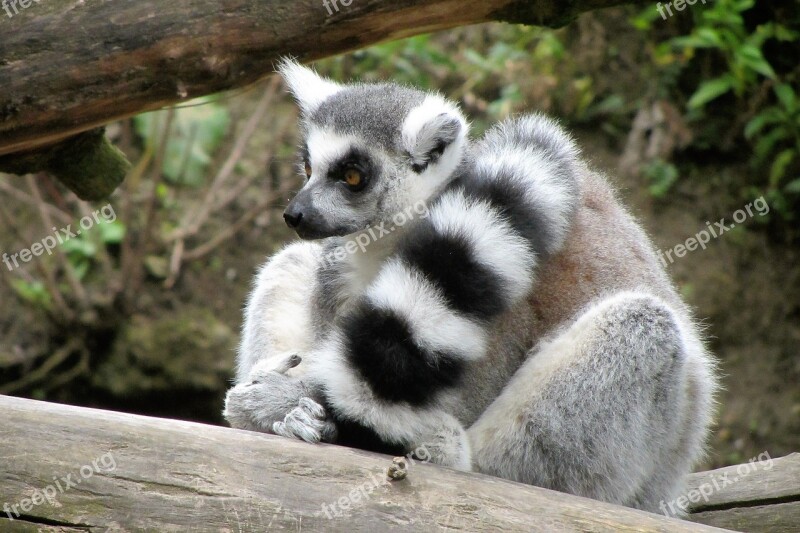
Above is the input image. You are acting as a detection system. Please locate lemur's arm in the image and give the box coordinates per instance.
[224,241,336,442]
[308,115,582,466]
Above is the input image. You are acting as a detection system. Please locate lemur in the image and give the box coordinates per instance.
[224,59,718,515]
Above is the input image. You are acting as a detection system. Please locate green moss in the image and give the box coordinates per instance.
[0,128,130,201]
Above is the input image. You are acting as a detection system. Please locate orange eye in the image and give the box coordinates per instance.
[304,162,312,178]
[344,169,363,188]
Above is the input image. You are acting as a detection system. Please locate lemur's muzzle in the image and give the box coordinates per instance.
[284,192,337,240]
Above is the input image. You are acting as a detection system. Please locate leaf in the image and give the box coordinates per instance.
[144,255,169,279]
[745,108,784,139]
[644,160,679,198]
[785,178,800,194]
[754,127,788,163]
[772,23,800,42]
[774,84,796,112]
[9,280,52,311]
[71,259,90,281]
[98,220,127,244]
[61,237,96,259]
[770,149,796,186]
[736,44,776,79]
[688,76,734,109]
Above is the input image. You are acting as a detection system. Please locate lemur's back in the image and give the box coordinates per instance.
[454,165,693,426]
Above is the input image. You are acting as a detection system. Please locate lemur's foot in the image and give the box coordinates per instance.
[272,396,337,443]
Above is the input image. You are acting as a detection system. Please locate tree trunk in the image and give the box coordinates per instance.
[0,395,732,532]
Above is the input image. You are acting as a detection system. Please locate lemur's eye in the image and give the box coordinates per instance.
[304,162,312,178]
[344,168,365,190]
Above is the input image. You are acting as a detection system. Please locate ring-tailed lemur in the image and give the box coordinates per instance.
[224,59,718,515]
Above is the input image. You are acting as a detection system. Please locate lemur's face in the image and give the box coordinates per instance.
[278,60,468,240]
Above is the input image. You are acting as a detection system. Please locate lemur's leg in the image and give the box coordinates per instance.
[306,115,582,468]
[224,242,336,441]
[468,292,716,515]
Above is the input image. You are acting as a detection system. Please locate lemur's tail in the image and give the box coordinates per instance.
[467,113,582,257]
[316,114,584,438]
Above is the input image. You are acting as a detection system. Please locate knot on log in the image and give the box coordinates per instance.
[0,128,131,201]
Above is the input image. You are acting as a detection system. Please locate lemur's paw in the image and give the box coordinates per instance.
[248,352,302,383]
[223,357,308,433]
[272,397,337,443]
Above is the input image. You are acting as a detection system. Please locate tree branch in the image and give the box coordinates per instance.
[0,0,646,157]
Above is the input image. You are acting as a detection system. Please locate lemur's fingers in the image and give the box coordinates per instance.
[272,421,297,439]
[285,406,323,443]
[298,397,338,442]
[298,396,325,418]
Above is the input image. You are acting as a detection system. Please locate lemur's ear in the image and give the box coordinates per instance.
[403,96,467,173]
[277,58,343,116]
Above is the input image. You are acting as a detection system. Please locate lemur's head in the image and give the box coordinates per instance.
[278,59,469,240]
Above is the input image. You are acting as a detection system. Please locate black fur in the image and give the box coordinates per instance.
[325,404,408,456]
[400,222,507,320]
[463,174,556,260]
[342,302,465,406]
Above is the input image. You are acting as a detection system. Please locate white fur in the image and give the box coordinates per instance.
[476,147,578,254]
[236,241,321,381]
[429,190,536,299]
[304,127,364,223]
[278,59,343,115]
[401,94,470,206]
[366,259,487,361]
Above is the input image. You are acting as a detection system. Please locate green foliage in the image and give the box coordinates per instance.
[644,159,680,198]
[9,279,52,311]
[98,220,127,244]
[134,98,231,187]
[61,236,96,280]
[674,1,782,108]
[59,220,126,280]
[316,25,610,134]
[633,0,800,221]
[746,83,800,209]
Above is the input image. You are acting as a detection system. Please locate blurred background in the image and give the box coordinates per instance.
[0,0,797,470]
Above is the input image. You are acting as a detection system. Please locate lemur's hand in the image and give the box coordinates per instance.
[272,396,337,443]
[223,353,336,443]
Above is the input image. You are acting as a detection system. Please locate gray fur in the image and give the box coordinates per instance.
[309,83,426,152]
[224,61,718,517]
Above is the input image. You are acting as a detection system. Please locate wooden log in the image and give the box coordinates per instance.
[0,0,646,157]
[685,453,800,533]
[0,395,726,532]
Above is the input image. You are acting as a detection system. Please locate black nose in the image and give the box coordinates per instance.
[283,210,303,229]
